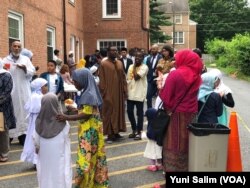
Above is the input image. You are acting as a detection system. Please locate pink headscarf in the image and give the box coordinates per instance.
[159,49,203,112]
[175,49,203,85]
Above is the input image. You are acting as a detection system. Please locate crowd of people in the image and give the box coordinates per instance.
[0,40,235,188]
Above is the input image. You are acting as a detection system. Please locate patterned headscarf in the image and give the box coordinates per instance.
[72,68,102,107]
[35,93,66,138]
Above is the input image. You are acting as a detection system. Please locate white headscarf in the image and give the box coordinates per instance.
[209,68,232,95]
[31,78,47,94]
[25,78,47,114]
[21,48,33,59]
[0,58,8,74]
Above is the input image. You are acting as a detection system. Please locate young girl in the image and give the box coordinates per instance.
[143,108,163,172]
[56,68,109,188]
[198,72,223,123]
[20,78,48,166]
[34,93,72,188]
[209,68,235,126]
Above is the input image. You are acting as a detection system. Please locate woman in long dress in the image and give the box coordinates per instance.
[57,68,109,188]
[0,58,16,162]
[20,78,47,165]
[34,93,72,188]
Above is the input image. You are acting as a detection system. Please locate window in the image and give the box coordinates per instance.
[97,39,126,51]
[8,11,23,50]
[70,35,75,55]
[173,32,184,44]
[47,27,55,61]
[174,14,182,24]
[102,0,121,18]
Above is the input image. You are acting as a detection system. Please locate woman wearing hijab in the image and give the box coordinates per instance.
[209,68,235,126]
[197,72,223,123]
[0,58,16,162]
[159,49,203,174]
[56,68,109,188]
[20,78,48,166]
[34,93,72,188]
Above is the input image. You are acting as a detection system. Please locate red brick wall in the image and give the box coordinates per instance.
[83,0,148,55]
[0,0,85,74]
[0,0,148,73]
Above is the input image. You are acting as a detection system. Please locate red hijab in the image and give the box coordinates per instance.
[175,49,203,85]
[160,49,203,112]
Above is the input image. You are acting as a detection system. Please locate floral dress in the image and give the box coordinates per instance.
[75,105,109,188]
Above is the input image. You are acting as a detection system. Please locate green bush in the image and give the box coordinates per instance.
[205,33,250,76]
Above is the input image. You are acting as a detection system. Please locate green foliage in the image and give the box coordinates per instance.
[189,0,250,51]
[205,32,250,76]
[150,0,172,44]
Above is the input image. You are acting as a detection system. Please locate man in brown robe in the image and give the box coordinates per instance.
[98,46,127,143]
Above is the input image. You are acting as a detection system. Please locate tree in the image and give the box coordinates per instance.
[189,0,250,51]
[150,0,172,44]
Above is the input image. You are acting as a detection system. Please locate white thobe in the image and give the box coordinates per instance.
[3,54,35,138]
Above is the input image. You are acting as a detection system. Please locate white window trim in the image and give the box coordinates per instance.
[70,35,76,55]
[81,40,84,58]
[102,0,121,19]
[172,31,185,44]
[47,27,56,49]
[174,14,182,24]
[8,11,24,45]
[97,39,127,50]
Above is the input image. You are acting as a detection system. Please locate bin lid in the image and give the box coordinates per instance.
[188,123,231,136]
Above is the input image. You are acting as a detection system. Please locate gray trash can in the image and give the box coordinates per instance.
[188,123,230,172]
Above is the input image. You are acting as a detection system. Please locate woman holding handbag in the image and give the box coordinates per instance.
[159,49,203,175]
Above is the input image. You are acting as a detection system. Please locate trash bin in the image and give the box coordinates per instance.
[188,123,230,172]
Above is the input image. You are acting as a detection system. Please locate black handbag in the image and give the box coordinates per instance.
[152,79,199,146]
[151,102,170,146]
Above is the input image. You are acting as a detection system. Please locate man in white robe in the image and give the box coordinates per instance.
[2,41,35,145]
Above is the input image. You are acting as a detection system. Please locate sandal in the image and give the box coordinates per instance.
[134,133,142,140]
[0,156,8,162]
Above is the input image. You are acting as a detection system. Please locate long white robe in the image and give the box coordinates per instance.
[2,54,35,138]
[34,123,72,188]
[20,92,43,164]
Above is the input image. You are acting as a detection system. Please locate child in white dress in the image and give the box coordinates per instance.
[34,93,72,188]
[143,99,163,172]
[20,78,48,166]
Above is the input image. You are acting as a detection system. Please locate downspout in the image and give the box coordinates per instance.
[63,0,67,64]
[141,0,150,51]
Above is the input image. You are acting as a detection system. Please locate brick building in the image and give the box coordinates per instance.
[158,0,197,51]
[0,0,149,73]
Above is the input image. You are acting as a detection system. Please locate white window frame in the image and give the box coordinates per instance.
[8,11,24,46]
[174,14,182,24]
[47,26,56,60]
[173,31,184,44]
[70,35,75,55]
[102,0,121,19]
[97,39,127,51]
[81,40,84,58]
[69,0,75,4]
